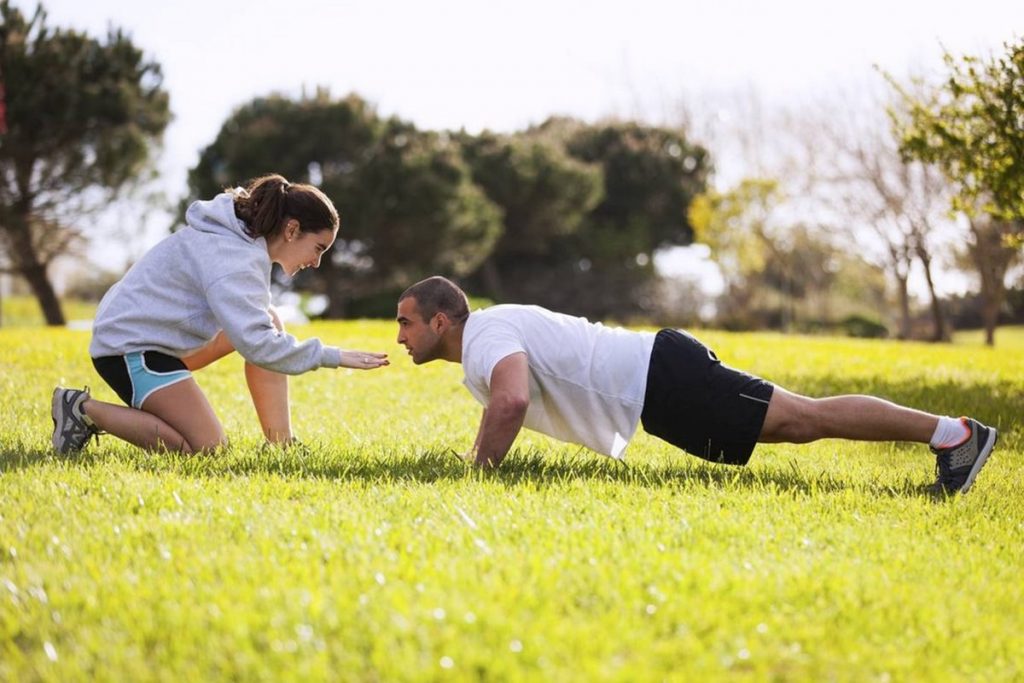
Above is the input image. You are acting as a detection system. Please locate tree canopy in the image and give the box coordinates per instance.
[887,38,1024,344]
[467,117,710,318]
[0,0,170,324]
[184,92,502,316]
[184,95,711,319]
[456,129,603,302]
[890,38,1024,237]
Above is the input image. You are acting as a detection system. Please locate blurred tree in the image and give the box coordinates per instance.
[690,178,884,332]
[891,39,1024,231]
[562,120,709,257]
[809,94,956,341]
[504,117,709,318]
[0,1,170,325]
[959,216,1020,345]
[762,223,887,334]
[184,92,502,316]
[689,178,780,326]
[887,39,1024,344]
[455,130,603,301]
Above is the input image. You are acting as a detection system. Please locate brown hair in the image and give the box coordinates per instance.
[399,276,470,325]
[231,173,339,239]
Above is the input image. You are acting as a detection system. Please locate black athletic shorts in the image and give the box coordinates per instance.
[92,351,191,409]
[640,329,774,466]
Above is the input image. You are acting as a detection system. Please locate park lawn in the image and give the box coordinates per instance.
[0,297,98,329]
[1,321,1022,681]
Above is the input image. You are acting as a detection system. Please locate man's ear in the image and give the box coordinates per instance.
[432,312,450,334]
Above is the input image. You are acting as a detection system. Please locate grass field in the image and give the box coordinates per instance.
[2,320,1022,681]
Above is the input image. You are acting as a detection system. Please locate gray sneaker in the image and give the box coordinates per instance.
[51,386,99,454]
[931,417,997,494]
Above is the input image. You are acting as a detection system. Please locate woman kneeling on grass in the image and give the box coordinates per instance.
[51,173,389,454]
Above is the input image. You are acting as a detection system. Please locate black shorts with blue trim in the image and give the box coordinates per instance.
[640,329,774,466]
[92,350,191,409]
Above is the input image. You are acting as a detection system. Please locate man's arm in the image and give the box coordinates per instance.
[468,352,529,469]
[470,409,486,453]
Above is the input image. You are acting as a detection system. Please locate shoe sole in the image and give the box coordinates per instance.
[959,428,998,494]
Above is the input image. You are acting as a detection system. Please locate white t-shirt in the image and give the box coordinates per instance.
[461,305,656,458]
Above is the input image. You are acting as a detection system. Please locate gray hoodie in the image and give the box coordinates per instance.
[89,193,342,374]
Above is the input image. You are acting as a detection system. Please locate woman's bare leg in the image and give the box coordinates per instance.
[83,378,225,453]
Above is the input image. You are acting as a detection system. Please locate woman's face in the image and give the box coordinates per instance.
[271,221,338,277]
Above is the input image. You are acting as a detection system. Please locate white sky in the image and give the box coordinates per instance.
[31,0,1024,294]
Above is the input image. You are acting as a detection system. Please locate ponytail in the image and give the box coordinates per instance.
[231,173,339,239]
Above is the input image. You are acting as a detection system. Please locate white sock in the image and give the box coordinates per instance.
[929,416,970,449]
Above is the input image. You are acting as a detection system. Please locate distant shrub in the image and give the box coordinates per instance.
[839,314,888,339]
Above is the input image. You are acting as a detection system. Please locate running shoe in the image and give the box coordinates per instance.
[51,386,99,454]
[931,417,997,494]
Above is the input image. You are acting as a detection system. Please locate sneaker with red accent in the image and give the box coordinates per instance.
[930,417,997,494]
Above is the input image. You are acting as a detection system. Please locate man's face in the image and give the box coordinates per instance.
[396,297,443,364]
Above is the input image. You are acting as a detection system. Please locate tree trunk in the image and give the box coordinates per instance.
[977,262,1005,348]
[21,262,65,325]
[916,249,947,342]
[968,218,1017,348]
[981,297,999,346]
[6,217,66,326]
[895,273,911,340]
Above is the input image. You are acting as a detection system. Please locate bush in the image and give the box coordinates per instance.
[839,314,888,338]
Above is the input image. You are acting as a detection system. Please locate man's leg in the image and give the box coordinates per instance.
[758,386,938,444]
[758,386,997,493]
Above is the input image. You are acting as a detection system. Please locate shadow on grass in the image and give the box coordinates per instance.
[1,441,948,501]
[4,372,1017,496]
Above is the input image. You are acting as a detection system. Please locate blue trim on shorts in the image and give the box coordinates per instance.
[124,351,192,409]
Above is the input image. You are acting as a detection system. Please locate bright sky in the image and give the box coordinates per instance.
[32,0,1024,291]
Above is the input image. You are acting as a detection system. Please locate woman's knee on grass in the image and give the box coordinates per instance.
[140,379,227,453]
[148,414,227,454]
[186,434,229,454]
[177,420,228,453]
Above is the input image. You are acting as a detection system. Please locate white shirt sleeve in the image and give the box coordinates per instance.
[465,318,527,391]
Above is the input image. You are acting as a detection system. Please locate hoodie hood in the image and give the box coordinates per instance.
[185,192,254,243]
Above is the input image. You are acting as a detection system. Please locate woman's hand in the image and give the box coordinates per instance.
[338,350,390,370]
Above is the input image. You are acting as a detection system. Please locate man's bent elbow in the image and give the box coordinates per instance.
[492,395,529,423]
